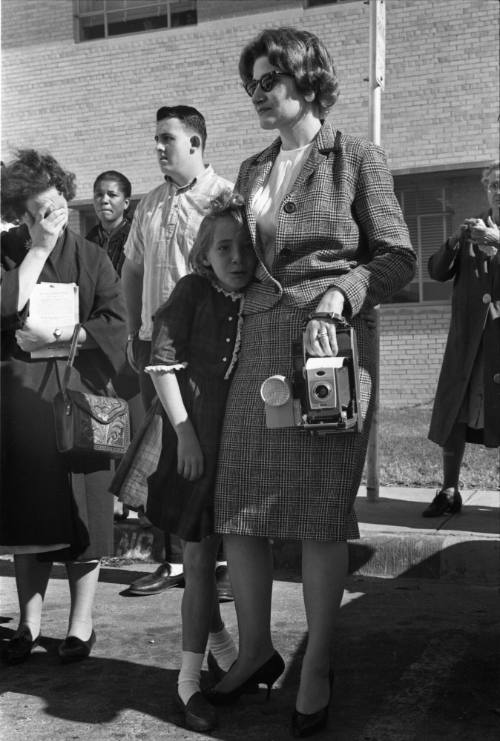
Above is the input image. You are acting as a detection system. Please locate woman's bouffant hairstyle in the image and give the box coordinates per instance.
[1,149,76,224]
[481,160,500,187]
[189,192,247,280]
[239,27,339,117]
[93,170,132,199]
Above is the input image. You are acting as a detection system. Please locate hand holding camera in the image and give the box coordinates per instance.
[303,287,345,356]
[260,313,361,435]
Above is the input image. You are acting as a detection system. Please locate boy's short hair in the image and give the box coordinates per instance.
[156,105,207,150]
[189,192,247,280]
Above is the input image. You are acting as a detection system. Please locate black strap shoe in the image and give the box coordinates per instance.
[177,691,217,732]
[3,627,40,665]
[58,630,96,663]
[422,488,462,518]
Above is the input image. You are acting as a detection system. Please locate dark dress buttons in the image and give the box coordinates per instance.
[283,202,296,214]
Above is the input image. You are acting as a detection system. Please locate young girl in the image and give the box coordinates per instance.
[144,194,257,733]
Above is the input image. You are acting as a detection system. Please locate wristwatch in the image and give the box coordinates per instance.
[53,328,62,342]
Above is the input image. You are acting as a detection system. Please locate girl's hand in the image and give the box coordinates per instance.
[23,205,67,255]
[177,426,204,481]
[15,316,55,352]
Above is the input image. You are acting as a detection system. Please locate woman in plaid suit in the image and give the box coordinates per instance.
[209,28,416,735]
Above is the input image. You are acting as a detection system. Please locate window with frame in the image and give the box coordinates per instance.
[305,0,359,7]
[74,0,197,42]
[387,169,485,304]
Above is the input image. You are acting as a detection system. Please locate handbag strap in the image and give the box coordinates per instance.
[61,323,81,394]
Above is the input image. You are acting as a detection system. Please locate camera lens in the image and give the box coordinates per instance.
[313,383,331,400]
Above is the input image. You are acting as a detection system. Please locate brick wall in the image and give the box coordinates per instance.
[379,304,450,408]
[2,0,498,198]
[1,0,498,409]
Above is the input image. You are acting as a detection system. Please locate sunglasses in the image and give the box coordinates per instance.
[243,71,291,97]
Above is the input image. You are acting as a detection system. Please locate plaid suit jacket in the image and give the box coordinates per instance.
[236,121,416,316]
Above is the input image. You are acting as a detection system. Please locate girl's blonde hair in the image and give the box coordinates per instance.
[189,192,247,279]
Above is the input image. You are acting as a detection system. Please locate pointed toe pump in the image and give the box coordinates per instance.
[291,670,334,738]
[205,650,285,705]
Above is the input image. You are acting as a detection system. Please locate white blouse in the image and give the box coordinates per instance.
[251,142,314,269]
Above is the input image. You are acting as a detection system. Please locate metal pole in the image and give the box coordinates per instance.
[365,0,385,502]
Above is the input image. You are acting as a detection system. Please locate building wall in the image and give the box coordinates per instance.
[2,0,498,196]
[1,0,498,409]
[380,304,450,409]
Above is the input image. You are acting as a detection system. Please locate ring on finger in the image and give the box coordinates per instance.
[317,328,328,337]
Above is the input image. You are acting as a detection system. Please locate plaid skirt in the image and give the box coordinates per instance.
[214,305,376,541]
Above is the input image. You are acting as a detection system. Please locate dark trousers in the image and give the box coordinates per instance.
[134,338,183,564]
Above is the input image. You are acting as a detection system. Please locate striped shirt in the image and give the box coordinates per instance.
[124,164,233,341]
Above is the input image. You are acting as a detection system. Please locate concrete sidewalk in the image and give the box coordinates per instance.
[1,564,499,741]
[1,486,499,741]
[113,486,500,586]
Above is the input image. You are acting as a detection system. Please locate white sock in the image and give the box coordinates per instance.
[207,626,238,671]
[168,563,184,577]
[178,651,204,705]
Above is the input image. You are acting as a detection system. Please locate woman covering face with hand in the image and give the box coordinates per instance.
[207,27,416,737]
[1,149,127,666]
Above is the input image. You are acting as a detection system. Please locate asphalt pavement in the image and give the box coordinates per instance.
[1,486,499,741]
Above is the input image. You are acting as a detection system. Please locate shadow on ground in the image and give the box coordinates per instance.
[1,544,499,740]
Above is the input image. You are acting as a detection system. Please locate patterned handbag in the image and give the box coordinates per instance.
[53,325,130,458]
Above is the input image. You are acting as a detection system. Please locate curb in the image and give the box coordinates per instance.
[113,522,500,586]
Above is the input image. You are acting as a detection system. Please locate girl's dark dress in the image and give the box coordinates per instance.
[0,225,127,560]
[146,273,244,542]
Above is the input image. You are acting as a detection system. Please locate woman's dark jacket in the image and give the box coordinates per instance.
[0,225,127,549]
[428,211,500,447]
[86,217,131,275]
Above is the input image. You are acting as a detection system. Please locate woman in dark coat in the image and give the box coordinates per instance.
[424,161,500,517]
[208,28,415,736]
[85,169,132,276]
[1,150,127,664]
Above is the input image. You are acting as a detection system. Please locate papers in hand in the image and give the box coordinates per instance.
[29,282,79,359]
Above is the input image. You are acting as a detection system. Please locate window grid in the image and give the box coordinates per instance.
[394,185,453,304]
[74,0,196,42]
[305,0,360,7]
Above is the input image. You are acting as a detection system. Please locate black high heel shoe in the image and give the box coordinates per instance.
[205,650,285,706]
[207,651,260,693]
[291,670,334,738]
[422,488,462,518]
[58,630,96,663]
[3,627,40,665]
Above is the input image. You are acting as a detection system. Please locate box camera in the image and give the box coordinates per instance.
[260,321,361,435]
